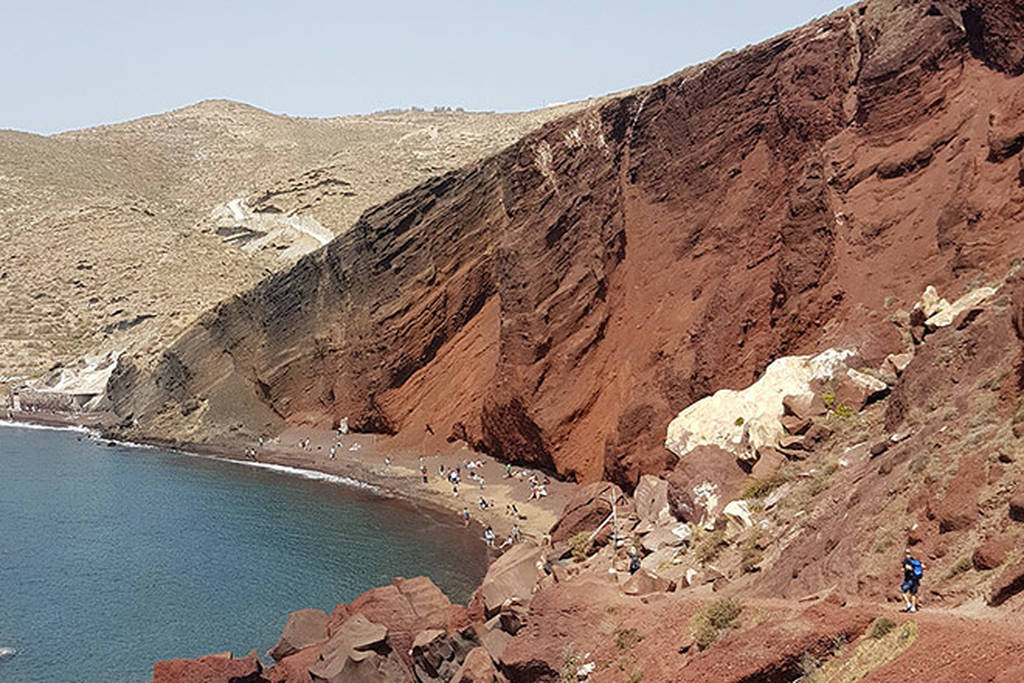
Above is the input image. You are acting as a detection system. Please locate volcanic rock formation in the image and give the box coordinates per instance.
[110,0,1024,491]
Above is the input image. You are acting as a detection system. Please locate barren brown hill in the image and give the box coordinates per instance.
[111,0,1024,487]
[0,100,587,381]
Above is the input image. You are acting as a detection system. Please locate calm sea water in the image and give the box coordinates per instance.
[0,424,487,682]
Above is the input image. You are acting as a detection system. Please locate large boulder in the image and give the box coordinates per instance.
[154,651,266,683]
[267,645,321,683]
[474,617,512,663]
[833,368,889,412]
[308,614,408,683]
[451,647,505,683]
[548,482,630,544]
[665,349,856,462]
[345,577,451,670]
[621,569,672,596]
[973,537,1010,570]
[989,559,1024,607]
[782,393,827,420]
[269,608,330,661]
[477,543,543,615]
[665,446,749,526]
[923,286,998,330]
[1009,486,1024,522]
[639,546,679,573]
[410,628,478,682]
[634,475,670,524]
[640,522,692,552]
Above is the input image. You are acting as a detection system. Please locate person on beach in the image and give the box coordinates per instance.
[461,508,470,527]
[421,465,428,483]
[512,524,521,543]
[505,463,513,478]
[478,476,485,490]
[329,446,336,459]
[484,526,495,547]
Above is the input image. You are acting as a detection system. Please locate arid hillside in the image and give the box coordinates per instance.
[0,100,587,381]
[112,0,1024,487]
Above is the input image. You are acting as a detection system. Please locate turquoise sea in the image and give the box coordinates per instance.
[0,424,487,682]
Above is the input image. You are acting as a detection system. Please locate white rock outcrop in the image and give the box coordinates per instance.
[922,286,997,330]
[722,500,754,529]
[664,348,855,461]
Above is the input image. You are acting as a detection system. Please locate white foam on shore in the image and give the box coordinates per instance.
[1,419,385,494]
[224,459,386,494]
[0,420,98,437]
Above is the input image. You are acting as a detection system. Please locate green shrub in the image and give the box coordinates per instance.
[739,542,763,574]
[693,528,726,564]
[870,617,896,639]
[568,531,593,562]
[691,612,719,650]
[704,598,742,629]
[616,627,641,652]
[832,403,856,419]
[691,599,743,650]
[742,472,792,500]
[946,555,973,579]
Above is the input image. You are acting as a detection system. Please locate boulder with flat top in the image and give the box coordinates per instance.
[478,543,543,615]
[270,608,330,661]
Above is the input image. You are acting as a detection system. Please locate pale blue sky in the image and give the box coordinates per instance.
[1,1,848,135]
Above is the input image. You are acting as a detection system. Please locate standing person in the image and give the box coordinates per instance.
[900,549,925,612]
[421,465,429,484]
[628,546,641,574]
[505,463,513,478]
[512,524,521,544]
[484,526,495,548]
[461,508,470,527]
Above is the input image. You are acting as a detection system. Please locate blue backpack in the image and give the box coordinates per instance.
[909,558,923,578]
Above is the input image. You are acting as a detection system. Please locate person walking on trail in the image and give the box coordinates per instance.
[901,549,925,612]
[461,508,470,527]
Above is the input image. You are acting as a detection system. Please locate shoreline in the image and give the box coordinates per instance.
[1,411,570,547]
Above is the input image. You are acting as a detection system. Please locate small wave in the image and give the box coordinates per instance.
[0,420,99,438]
[226,459,385,494]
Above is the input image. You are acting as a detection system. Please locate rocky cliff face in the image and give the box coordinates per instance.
[112,0,1024,487]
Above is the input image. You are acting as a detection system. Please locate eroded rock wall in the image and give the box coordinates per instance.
[112,0,1024,487]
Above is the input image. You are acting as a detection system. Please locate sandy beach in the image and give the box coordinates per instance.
[3,411,571,546]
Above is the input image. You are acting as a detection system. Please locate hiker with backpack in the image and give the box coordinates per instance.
[900,549,925,612]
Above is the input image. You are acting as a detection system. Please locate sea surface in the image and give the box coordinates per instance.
[0,424,487,682]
